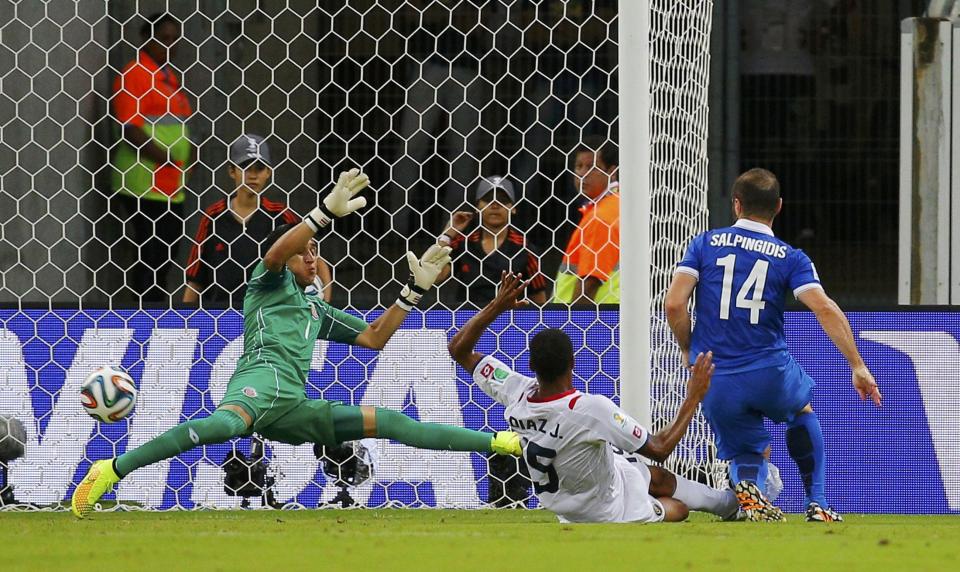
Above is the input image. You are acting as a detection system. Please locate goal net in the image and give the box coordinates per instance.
[0,0,716,511]
[646,0,723,488]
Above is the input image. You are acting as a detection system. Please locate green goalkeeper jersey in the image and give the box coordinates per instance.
[234,260,368,387]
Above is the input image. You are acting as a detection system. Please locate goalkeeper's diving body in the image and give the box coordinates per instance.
[448,272,740,523]
[72,169,521,517]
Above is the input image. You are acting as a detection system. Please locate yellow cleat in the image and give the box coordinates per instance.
[71,459,121,518]
[490,431,522,456]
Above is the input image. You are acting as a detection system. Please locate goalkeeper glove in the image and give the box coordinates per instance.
[303,168,370,233]
[397,244,452,310]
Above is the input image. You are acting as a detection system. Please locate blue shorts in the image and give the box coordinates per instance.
[701,358,815,460]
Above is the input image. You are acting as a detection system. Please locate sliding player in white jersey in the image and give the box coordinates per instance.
[449,272,740,523]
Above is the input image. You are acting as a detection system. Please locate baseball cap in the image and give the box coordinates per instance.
[474,176,516,204]
[229,134,272,167]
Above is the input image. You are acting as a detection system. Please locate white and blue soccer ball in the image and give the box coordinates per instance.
[80,366,138,423]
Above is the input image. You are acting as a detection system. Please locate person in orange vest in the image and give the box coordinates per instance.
[111,13,193,303]
[553,136,620,304]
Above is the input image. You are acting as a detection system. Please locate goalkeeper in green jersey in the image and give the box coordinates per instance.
[72,169,521,518]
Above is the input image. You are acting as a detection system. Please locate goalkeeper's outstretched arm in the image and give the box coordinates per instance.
[264,168,370,272]
[354,244,452,350]
[449,272,530,373]
[262,222,319,272]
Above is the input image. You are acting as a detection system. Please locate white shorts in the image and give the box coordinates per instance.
[616,455,665,523]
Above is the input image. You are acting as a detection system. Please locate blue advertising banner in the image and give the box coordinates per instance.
[778,312,960,515]
[0,309,956,514]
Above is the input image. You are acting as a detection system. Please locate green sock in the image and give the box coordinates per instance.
[115,408,248,477]
[371,408,493,453]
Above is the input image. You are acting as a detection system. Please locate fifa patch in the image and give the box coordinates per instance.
[494,368,509,381]
[188,428,199,444]
[613,412,626,426]
[653,502,663,517]
[480,364,495,379]
[243,386,258,398]
[633,426,643,439]
[309,302,319,320]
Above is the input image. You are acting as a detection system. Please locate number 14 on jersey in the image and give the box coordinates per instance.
[716,254,768,324]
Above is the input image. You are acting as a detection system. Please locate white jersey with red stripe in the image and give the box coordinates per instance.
[474,355,663,523]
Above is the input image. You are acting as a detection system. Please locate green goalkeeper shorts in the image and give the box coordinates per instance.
[219,367,341,446]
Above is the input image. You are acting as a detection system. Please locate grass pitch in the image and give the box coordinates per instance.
[1,510,957,571]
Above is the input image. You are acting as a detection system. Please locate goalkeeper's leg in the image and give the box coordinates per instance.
[333,405,520,455]
[115,407,249,475]
[71,408,249,518]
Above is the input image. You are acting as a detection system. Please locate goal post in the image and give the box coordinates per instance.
[618,0,653,430]
[621,0,720,486]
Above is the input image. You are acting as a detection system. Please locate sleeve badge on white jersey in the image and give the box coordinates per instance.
[613,411,626,427]
[479,362,511,381]
[479,363,495,379]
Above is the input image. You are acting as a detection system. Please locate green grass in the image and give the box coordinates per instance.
[1,510,957,571]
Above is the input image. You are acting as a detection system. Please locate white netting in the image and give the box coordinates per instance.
[0,0,713,510]
[647,0,721,487]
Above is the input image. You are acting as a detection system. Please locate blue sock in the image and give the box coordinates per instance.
[730,453,768,488]
[786,411,827,507]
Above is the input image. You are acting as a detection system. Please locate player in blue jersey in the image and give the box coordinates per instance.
[664,168,882,522]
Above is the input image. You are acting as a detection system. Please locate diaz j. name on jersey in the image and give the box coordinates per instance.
[676,218,822,373]
[473,355,650,522]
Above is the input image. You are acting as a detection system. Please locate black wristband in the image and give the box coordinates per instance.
[318,203,336,222]
[303,206,333,235]
[399,280,428,307]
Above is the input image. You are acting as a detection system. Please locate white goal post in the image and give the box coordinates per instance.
[618,0,654,430]
[621,1,721,487]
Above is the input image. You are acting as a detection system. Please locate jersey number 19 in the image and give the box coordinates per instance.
[716,254,769,324]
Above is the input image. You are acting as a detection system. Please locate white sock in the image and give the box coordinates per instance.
[673,474,739,519]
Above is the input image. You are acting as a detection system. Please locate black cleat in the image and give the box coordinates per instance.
[806,502,843,522]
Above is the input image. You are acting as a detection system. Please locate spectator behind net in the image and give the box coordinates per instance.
[110,13,194,303]
[183,135,332,306]
[553,136,620,305]
[436,176,547,308]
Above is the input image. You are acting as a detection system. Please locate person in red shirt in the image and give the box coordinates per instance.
[111,13,193,303]
[183,135,333,307]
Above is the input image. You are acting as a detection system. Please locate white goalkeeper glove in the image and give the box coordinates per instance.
[303,168,370,233]
[397,244,452,310]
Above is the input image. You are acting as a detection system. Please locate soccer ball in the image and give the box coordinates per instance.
[80,366,138,423]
